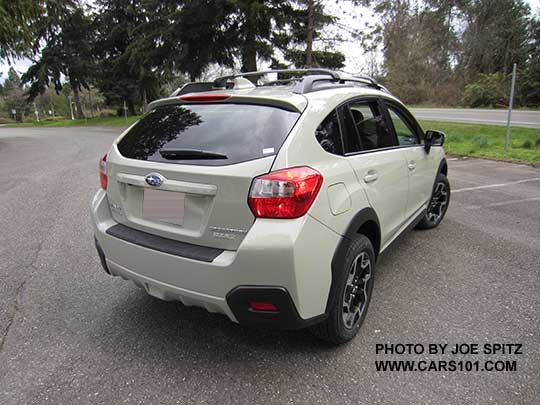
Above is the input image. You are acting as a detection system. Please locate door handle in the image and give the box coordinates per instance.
[363,171,379,183]
[408,161,416,170]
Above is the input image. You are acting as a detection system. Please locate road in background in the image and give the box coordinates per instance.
[411,108,540,128]
[1,127,539,403]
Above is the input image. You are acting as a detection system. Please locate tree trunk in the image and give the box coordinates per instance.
[241,4,258,82]
[306,0,315,67]
[241,23,258,75]
[503,41,510,76]
[73,87,85,119]
[241,47,257,72]
[88,89,93,117]
[48,92,55,117]
[142,88,148,111]
[241,36,257,84]
[127,99,135,116]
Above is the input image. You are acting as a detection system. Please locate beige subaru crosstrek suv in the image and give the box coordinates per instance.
[91,69,450,344]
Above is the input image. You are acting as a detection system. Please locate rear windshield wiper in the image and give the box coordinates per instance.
[159,148,228,160]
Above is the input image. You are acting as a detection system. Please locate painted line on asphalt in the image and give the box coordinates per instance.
[453,178,540,193]
[463,196,540,210]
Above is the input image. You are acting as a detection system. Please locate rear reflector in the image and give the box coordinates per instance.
[248,166,323,219]
[99,153,108,189]
[249,301,279,312]
[179,93,231,102]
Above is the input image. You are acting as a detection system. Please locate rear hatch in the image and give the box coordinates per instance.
[105,101,301,251]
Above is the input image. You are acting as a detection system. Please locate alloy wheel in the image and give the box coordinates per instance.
[342,252,372,329]
[427,182,449,223]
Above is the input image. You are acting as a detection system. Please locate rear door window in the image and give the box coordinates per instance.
[344,100,397,152]
[117,103,300,166]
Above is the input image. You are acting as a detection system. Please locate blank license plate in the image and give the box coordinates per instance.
[143,189,185,225]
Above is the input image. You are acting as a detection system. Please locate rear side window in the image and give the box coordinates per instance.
[117,104,300,166]
[345,101,396,152]
[315,110,344,155]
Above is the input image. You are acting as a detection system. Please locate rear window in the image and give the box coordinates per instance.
[117,103,300,166]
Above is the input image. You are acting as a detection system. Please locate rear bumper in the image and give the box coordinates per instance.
[91,189,340,328]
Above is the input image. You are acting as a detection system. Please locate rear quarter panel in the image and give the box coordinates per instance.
[272,95,372,237]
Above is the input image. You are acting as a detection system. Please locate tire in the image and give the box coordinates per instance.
[416,173,450,230]
[310,234,375,345]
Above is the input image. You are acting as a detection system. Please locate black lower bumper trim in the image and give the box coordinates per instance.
[105,224,224,263]
[226,286,326,330]
[94,237,111,274]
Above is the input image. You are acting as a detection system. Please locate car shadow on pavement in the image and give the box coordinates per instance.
[95,287,341,368]
[93,229,431,366]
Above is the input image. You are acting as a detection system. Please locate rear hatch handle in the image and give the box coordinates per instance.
[116,173,217,196]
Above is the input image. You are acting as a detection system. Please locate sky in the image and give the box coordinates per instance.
[1,0,539,82]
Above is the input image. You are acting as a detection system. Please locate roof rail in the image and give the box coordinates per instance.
[170,69,389,97]
[290,74,389,94]
[349,76,390,93]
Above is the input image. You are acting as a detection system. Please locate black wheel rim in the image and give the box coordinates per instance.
[427,181,448,223]
[342,252,372,329]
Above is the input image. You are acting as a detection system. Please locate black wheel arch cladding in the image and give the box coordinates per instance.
[326,207,380,314]
[438,157,448,177]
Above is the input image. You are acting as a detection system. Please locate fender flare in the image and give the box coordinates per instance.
[325,207,381,314]
[438,157,448,176]
[429,157,449,194]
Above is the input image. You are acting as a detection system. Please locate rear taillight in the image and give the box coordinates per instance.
[248,166,323,219]
[99,154,107,189]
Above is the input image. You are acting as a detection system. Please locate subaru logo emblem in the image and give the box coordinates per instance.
[145,173,164,187]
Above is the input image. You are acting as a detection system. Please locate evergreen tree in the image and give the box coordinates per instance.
[285,0,341,68]
[0,0,75,61]
[458,0,532,78]
[284,49,345,69]
[94,0,146,114]
[228,0,293,72]
[2,68,30,120]
[21,4,95,118]
[162,0,238,81]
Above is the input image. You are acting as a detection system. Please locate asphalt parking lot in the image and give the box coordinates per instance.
[1,127,539,404]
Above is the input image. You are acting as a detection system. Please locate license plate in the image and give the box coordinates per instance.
[143,189,185,225]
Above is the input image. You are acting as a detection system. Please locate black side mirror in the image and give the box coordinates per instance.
[424,130,445,153]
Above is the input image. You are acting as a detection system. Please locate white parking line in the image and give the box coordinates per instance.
[453,178,540,193]
[463,196,540,210]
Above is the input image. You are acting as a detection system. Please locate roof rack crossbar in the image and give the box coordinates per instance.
[213,68,341,87]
